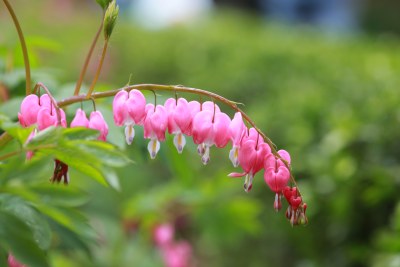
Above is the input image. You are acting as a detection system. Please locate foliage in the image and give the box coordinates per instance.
[1,2,400,267]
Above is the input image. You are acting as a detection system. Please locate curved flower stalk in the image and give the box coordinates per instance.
[11,82,308,225]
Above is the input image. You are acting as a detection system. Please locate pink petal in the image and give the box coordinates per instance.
[278,149,291,166]
[229,112,246,146]
[150,105,168,141]
[228,172,246,178]
[164,98,179,134]
[264,166,290,193]
[173,98,191,134]
[213,112,231,148]
[201,101,220,113]
[37,107,57,130]
[89,111,109,141]
[19,94,41,127]
[127,89,146,125]
[70,108,89,128]
[238,139,257,173]
[192,110,213,145]
[113,90,129,126]
[39,94,52,109]
[252,142,271,175]
[153,223,175,247]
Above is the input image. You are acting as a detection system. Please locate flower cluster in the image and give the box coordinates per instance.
[17,87,306,224]
[112,89,305,215]
[153,223,193,267]
[18,93,109,184]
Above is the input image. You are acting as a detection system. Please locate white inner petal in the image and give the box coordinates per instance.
[201,145,210,165]
[173,133,186,154]
[229,146,240,167]
[147,139,160,159]
[125,124,135,145]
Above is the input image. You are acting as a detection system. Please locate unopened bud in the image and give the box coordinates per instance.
[95,0,112,9]
[103,0,119,40]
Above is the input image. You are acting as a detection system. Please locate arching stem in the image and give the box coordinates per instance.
[74,12,105,96]
[58,83,300,194]
[86,39,109,99]
[2,0,31,95]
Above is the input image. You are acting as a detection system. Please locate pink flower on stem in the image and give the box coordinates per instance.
[89,111,109,141]
[282,186,307,225]
[144,103,168,159]
[70,108,89,128]
[164,98,192,153]
[37,107,67,130]
[229,128,271,192]
[71,109,109,141]
[228,112,246,167]
[113,89,146,145]
[192,103,230,165]
[153,223,175,247]
[161,241,192,267]
[264,150,291,211]
[18,94,41,127]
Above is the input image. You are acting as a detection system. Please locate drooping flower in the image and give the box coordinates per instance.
[229,128,271,192]
[71,109,108,141]
[88,111,109,141]
[113,89,146,145]
[37,106,67,130]
[282,186,307,225]
[192,103,231,165]
[228,112,246,167]
[50,159,69,184]
[164,98,192,153]
[264,150,291,211]
[70,108,89,128]
[18,94,53,127]
[143,103,168,159]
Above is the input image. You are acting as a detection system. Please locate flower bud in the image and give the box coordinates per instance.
[103,0,119,40]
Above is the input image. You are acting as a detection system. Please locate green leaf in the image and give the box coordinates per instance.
[95,0,112,9]
[0,210,49,267]
[62,127,101,141]
[0,195,52,250]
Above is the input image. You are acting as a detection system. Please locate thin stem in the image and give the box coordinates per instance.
[86,39,109,99]
[57,83,300,193]
[74,12,105,96]
[2,0,31,94]
[0,149,21,161]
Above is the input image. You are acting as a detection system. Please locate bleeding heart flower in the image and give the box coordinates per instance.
[229,128,271,192]
[18,94,52,127]
[88,111,109,141]
[70,108,89,128]
[113,89,146,145]
[144,103,168,159]
[192,104,231,165]
[164,98,192,153]
[37,107,67,130]
[228,112,246,167]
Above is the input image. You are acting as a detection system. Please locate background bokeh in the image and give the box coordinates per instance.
[1,0,400,266]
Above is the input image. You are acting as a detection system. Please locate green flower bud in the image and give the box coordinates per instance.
[103,0,119,40]
[95,0,112,10]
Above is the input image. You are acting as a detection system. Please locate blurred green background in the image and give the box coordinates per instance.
[1,1,400,267]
